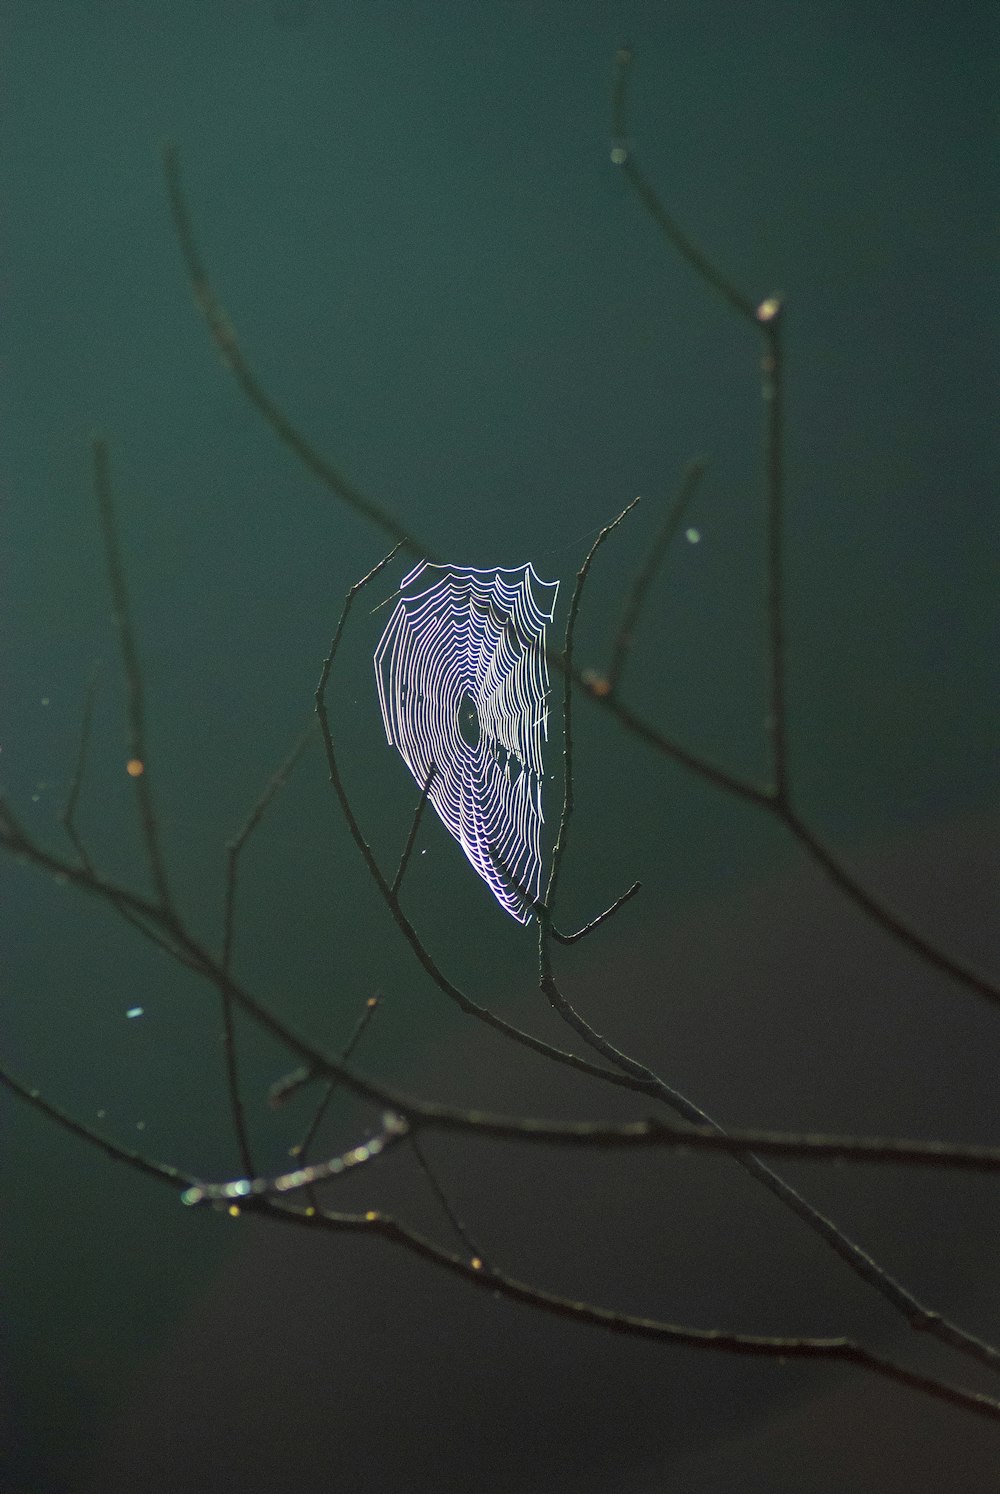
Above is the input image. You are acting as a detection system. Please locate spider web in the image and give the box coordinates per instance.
[374,562,560,923]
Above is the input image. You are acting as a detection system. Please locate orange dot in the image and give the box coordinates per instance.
[126,758,144,778]
[470,1256,483,1271]
[582,671,612,698]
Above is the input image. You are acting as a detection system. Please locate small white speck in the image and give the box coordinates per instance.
[685,528,701,544]
[126,1006,144,1019]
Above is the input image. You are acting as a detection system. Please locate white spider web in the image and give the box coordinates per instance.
[374,561,560,923]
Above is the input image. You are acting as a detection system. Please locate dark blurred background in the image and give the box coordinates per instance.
[1,2,997,1490]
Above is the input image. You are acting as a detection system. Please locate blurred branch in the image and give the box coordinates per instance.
[607,49,998,1008]
[604,458,706,696]
[162,142,431,562]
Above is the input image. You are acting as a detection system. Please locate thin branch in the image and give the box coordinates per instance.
[604,459,707,695]
[57,665,193,965]
[0,1062,194,1191]
[482,838,639,944]
[222,719,315,970]
[217,726,315,1181]
[181,1112,409,1206]
[59,664,100,870]
[784,808,1000,1003]
[611,52,787,796]
[541,499,640,928]
[201,1095,1000,1173]
[162,142,432,562]
[551,880,642,944]
[574,662,776,804]
[410,1133,488,1267]
[289,994,383,1181]
[391,764,436,896]
[607,53,997,1005]
[756,299,788,799]
[610,50,758,323]
[216,995,254,1180]
[91,438,176,917]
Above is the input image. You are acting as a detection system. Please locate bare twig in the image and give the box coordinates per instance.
[57,665,194,966]
[604,459,706,695]
[59,664,100,870]
[391,764,436,897]
[290,994,383,1196]
[610,50,757,321]
[162,143,432,562]
[483,838,640,943]
[181,1111,409,1205]
[0,1061,194,1191]
[410,1133,488,1268]
[551,879,642,944]
[222,720,315,970]
[216,724,315,1180]
[541,499,640,927]
[607,49,997,1003]
[91,438,176,917]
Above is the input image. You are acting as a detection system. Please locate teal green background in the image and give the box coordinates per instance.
[1,3,996,1490]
